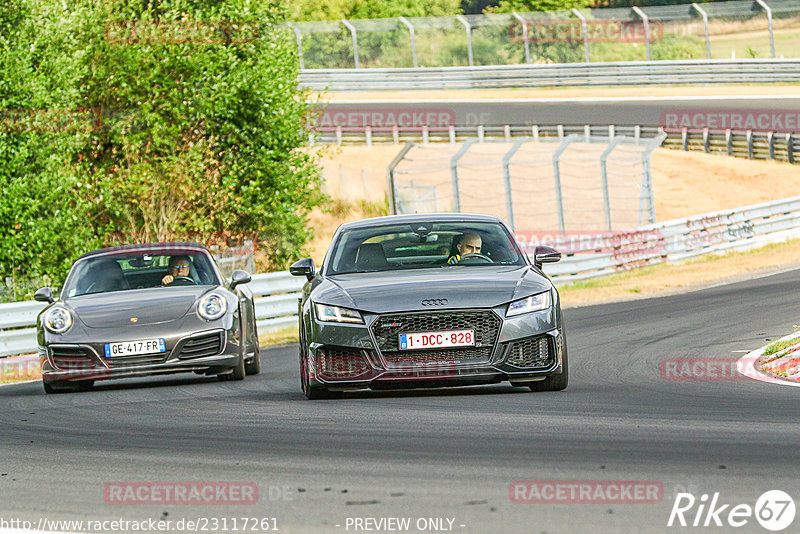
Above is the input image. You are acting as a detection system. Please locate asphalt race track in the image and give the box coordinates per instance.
[319,95,800,129]
[2,268,800,533]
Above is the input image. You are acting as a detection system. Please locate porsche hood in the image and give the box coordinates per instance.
[313,266,552,314]
[64,286,214,328]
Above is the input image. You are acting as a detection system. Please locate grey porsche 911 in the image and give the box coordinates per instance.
[290,213,568,399]
[35,242,260,393]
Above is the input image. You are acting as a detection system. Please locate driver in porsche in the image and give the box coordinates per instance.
[447,233,482,264]
[162,255,192,285]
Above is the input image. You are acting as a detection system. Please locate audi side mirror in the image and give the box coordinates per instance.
[533,246,561,270]
[290,258,315,281]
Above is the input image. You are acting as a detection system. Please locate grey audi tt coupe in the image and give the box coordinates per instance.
[290,213,568,399]
[36,242,260,393]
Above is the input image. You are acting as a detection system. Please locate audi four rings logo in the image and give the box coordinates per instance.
[421,299,448,306]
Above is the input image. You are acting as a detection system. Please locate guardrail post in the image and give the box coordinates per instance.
[387,141,415,215]
[787,133,794,163]
[532,124,539,140]
[691,3,712,59]
[632,7,651,61]
[726,129,733,155]
[767,131,775,159]
[449,125,456,144]
[398,17,418,68]
[341,20,360,68]
[512,12,531,64]
[456,15,474,67]
[682,127,688,150]
[609,125,615,138]
[336,126,342,146]
[634,124,641,143]
[639,133,666,225]
[365,126,373,146]
[703,128,709,152]
[450,138,478,212]
[422,125,429,145]
[584,124,591,141]
[552,135,579,232]
[392,125,399,145]
[477,125,484,142]
[557,124,564,138]
[600,136,624,231]
[286,22,305,69]
[755,0,776,58]
[502,138,528,231]
[747,130,754,159]
[571,9,591,62]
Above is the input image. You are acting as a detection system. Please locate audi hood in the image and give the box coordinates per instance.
[312,266,552,314]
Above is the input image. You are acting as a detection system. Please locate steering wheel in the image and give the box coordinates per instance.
[167,276,196,286]
[458,253,493,264]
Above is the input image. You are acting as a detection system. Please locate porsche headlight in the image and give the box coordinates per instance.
[314,303,364,324]
[507,291,551,317]
[44,306,73,334]
[198,293,227,321]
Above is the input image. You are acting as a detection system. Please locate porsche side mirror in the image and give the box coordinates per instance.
[290,258,315,281]
[34,287,55,304]
[533,246,561,270]
[229,270,252,290]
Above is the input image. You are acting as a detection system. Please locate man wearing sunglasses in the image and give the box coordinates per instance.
[162,255,192,286]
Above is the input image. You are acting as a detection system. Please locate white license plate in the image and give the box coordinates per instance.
[398,330,475,350]
[104,338,166,357]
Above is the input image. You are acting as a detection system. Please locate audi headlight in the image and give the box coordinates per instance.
[44,306,73,334]
[198,293,227,321]
[314,303,364,324]
[507,291,551,317]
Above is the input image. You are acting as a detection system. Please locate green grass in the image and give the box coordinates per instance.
[763,337,800,356]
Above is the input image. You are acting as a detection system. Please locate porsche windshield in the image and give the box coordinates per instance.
[327,221,527,275]
[63,251,220,297]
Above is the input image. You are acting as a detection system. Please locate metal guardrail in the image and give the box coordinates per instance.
[299,60,800,91]
[2,195,799,357]
[0,273,305,358]
[312,124,799,165]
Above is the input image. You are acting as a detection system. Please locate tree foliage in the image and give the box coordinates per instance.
[0,0,324,295]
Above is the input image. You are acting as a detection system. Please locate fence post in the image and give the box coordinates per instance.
[632,7,651,61]
[552,135,579,232]
[386,141,415,215]
[600,136,624,231]
[502,138,528,231]
[703,128,709,152]
[747,130,753,159]
[477,125,485,142]
[422,125,429,145]
[557,124,564,138]
[365,126,372,147]
[449,125,456,144]
[512,12,531,64]
[341,19,360,68]
[682,127,688,150]
[286,22,305,69]
[532,124,539,140]
[504,124,511,141]
[584,124,591,141]
[755,0,776,58]
[787,133,794,163]
[451,138,478,212]
[393,125,399,145]
[691,3,712,59]
[639,133,666,225]
[398,17,418,68]
[571,9,591,62]
[726,129,733,155]
[456,15,474,67]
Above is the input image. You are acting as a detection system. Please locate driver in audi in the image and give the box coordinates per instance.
[162,255,192,285]
[447,232,483,264]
